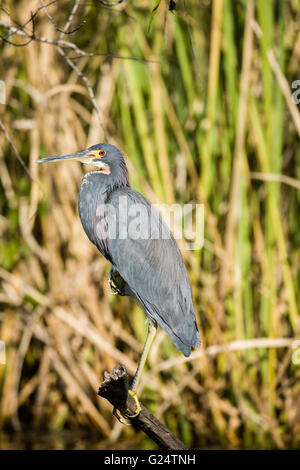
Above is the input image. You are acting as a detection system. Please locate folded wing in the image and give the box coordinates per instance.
[103,188,200,357]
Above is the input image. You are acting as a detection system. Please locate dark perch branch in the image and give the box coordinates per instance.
[97,365,187,450]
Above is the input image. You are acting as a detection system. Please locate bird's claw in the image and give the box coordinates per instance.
[112,390,141,425]
[108,277,121,295]
[112,407,132,426]
[108,269,128,296]
[128,390,142,417]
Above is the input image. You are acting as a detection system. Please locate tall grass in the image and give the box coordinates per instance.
[0,0,300,449]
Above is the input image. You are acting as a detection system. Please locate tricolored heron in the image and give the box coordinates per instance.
[38,143,201,420]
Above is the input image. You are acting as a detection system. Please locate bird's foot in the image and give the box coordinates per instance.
[108,274,122,295]
[108,270,125,296]
[112,407,132,426]
[112,390,141,425]
[128,389,142,417]
[108,277,119,295]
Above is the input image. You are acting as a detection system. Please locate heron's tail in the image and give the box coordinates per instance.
[148,305,201,357]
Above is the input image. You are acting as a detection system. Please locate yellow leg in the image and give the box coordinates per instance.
[128,320,157,417]
[112,320,157,424]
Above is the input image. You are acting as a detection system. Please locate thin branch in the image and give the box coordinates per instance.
[0,118,34,182]
[0,119,46,196]
[58,47,107,139]
[0,8,36,47]
[40,0,85,35]
[0,22,85,51]
[156,337,296,372]
[98,365,187,450]
[59,0,81,37]
[250,172,300,190]
[40,0,106,138]
[0,21,160,63]
[0,1,58,42]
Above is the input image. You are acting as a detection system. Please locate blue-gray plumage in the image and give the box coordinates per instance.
[38,142,201,417]
[77,143,201,357]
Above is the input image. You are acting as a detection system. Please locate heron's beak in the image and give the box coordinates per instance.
[37,149,94,164]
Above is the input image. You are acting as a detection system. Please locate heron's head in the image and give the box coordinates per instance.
[38,143,129,181]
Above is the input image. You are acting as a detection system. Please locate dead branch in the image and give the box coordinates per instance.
[97,365,187,450]
[0,118,35,182]
[0,22,159,63]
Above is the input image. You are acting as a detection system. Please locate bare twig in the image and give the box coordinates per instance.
[59,0,81,38]
[250,172,300,190]
[39,0,107,139]
[156,337,296,372]
[58,46,107,139]
[98,365,187,450]
[40,0,85,35]
[0,21,86,50]
[0,118,34,181]
[0,21,159,63]
[0,1,58,43]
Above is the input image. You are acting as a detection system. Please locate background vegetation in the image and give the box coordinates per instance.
[0,0,300,449]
